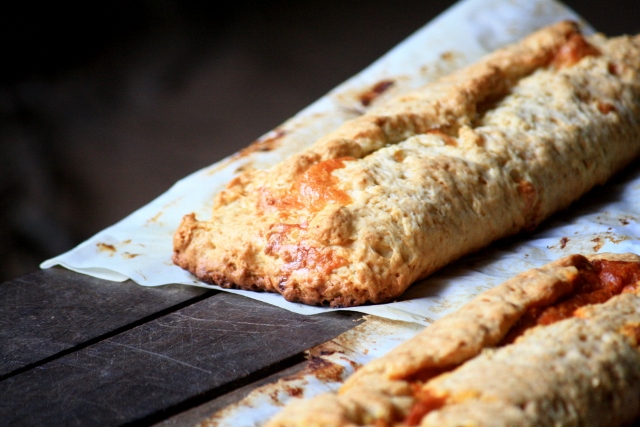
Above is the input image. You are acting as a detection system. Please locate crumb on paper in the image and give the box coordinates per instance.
[97,239,145,257]
[337,104,368,118]
[145,197,185,226]
[334,79,402,116]
[440,50,463,62]
[592,237,604,252]
[96,242,116,255]
[234,161,255,174]
[591,233,632,252]
[269,385,304,403]
[358,79,396,107]
[122,252,140,259]
[238,128,288,157]
[618,215,637,225]
[306,357,347,383]
[547,236,569,250]
[146,210,163,224]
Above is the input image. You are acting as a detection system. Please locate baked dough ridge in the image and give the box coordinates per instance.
[173,21,640,307]
[264,253,640,427]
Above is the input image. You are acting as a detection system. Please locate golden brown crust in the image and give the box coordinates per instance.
[341,255,585,386]
[264,253,640,427]
[173,22,640,306]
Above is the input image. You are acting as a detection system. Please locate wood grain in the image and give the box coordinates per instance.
[0,290,361,426]
[0,267,211,377]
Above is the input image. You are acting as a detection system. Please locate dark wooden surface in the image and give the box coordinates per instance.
[0,268,211,378]
[0,268,362,426]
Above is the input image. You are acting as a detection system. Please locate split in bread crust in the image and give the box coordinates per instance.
[173,21,640,307]
[265,253,640,427]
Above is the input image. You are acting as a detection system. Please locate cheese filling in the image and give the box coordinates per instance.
[404,257,640,425]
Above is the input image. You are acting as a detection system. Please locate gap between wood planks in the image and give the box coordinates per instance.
[0,288,219,383]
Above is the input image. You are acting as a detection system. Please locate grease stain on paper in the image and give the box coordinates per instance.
[145,196,185,227]
[96,242,117,255]
[96,240,143,260]
[238,128,288,157]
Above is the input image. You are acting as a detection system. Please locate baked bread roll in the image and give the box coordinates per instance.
[265,253,640,426]
[173,21,640,307]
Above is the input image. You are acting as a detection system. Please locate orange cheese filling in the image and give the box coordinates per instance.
[295,157,354,209]
[258,157,354,215]
[258,158,353,283]
[404,389,447,426]
[404,258,640,425]
[504,258,640,343]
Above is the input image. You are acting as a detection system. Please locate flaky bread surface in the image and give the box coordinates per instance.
[173,21,640,307]
[418,295,640,427]
[264,253,640,427]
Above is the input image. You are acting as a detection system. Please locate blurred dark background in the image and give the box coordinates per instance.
[1,0,638,282]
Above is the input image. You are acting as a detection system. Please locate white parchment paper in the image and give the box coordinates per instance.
[41,0,640,326]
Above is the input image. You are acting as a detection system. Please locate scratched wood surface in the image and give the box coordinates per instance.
[0,267,211,378]
[154,362,308,427]
[0,270,362,426]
